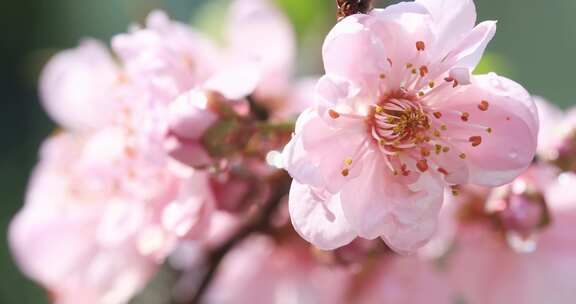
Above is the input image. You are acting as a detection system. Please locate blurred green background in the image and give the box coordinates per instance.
[0,0,574,302]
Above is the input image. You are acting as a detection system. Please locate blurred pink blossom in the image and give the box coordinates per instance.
[9,132,212,304]
[204,237,350,304]
[112,10,220,106]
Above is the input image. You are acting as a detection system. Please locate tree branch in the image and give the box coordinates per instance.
[186,171,291,304]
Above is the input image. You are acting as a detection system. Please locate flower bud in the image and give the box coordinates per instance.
[168,90,219,140]
[487,171,552,251]
[554,132,576,171]
[164,89,252,168]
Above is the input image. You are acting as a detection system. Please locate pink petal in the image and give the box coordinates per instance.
[435,73,538,186]
[391,171,445,226]
[338,152,409,239]
[288,181,356,250]
[276,76,318,118]
[205,63,261,100]
[282,132,324,189]
[164,135,212,168]
[315,75,365,124]
[416,0,477,58]
[300,113,367,193]
[534,97,563,159]
[445,20,497,71]
[168,90,218,140]
[39,39,118,131]
[226,0,295,99]
[322,14,389,93]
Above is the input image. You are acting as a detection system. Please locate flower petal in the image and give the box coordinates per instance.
[435,73,538,186]
[416,0,476,58]
[339,152,412,239]
[288,181,356,250]
[226,0,295,99]
[322,14,390,92]
[381,218,439,254]
[446,21,497,71]
[300,113,367,193]
[39,39,118,131]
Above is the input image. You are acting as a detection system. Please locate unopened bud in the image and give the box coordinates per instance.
[487,174,551,242]
[168,90,219,140]
[554,132,576,171]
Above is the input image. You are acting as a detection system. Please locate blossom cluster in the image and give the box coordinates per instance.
[8,0,576,303]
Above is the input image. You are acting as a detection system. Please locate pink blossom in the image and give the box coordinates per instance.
[353,257,455,304]
[9,129,213,303]
[112,10,220,105]
[39,39,120,131]
[283,0,538,252]
[203,237,350,304]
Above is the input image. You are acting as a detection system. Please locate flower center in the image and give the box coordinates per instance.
[370,97,430,152]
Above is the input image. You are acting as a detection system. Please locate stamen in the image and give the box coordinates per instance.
[478,100,490,111]
[421,147,431,157]
[433,112,442,119]
[459,153,466,159]
[435,144,442,154]
[416,159,429,172]
[438,167,449,175]
[469,136,482,147]
[460,112,470,122]
[419,66,429,77]
[344,158,353,166]
[341,168,350,177]
[416,41,426,51]
[329,109,340,119]
[486,127,493,133]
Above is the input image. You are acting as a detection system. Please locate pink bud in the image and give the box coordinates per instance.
[499,194,546,237]
[168,90,219,140]
[164,134,212,168]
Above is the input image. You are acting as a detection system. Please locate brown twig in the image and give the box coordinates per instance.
[336,0,374,21]
[186,171,291,304]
